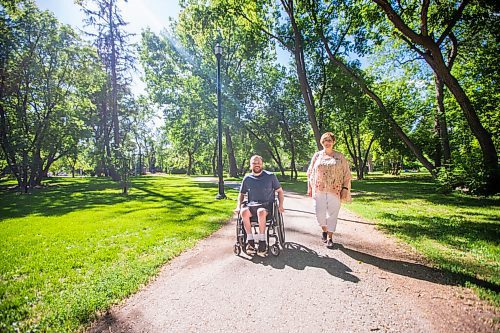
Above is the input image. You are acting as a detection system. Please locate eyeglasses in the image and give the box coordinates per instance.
[323,139,333,142]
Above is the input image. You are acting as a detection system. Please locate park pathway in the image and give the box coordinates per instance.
[87,188,497,333]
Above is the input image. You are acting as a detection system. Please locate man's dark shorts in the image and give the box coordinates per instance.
[245,201,272,218]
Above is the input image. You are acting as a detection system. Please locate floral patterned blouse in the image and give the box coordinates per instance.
[307,150,352,202]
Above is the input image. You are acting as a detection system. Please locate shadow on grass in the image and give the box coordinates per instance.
[379,213,500,247]
[0,178,129,220]
[352,176,500,208]
[337,244,500,293]
[244,242,360,283]
[0,176,236,221]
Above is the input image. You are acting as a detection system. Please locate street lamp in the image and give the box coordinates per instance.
[215,43,226,199]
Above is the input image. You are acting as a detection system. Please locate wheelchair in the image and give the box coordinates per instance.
[234,198,285,256]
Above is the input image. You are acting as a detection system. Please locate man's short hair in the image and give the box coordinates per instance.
[250,155,263,163]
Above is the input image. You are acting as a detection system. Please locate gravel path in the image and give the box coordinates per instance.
[87,191,498,333]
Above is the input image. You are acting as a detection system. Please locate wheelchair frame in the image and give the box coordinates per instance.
[234,198,285,256]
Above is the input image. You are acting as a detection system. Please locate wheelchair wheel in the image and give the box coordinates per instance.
[270,244,280,256]
[236,216,246,251]
[276,211,285,245]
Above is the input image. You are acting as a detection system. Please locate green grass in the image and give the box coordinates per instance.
[0,176,237,333]
[1,172,498,332]
[279,171,500,306]
[348,173,500,304]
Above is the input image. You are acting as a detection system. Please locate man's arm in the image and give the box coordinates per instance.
[235,192,245,213]
[276,187,284,213]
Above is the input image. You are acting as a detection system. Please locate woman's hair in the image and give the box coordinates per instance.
[320,132,336,144]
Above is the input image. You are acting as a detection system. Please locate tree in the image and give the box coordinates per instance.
[370,0,498,193]
[0,1,97,192]
[79,0,135,187]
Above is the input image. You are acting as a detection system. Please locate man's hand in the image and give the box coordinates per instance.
[278,205,285,213]
[234,206,241,214]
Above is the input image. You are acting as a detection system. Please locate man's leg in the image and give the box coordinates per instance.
[257,208,268,255]
[241,207,256,254]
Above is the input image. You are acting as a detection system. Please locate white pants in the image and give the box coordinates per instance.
[313,192,341,232]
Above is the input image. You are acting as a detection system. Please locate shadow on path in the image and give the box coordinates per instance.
[337,244,500,292]
[241,242,360,283]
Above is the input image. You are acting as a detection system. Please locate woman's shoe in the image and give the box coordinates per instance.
[326,238,334,248]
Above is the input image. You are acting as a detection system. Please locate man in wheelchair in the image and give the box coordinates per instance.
[235,155,284,255]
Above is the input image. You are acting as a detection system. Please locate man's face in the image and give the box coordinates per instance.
[250,158,263,174]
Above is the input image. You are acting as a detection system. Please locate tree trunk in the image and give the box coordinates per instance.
[282,0,322,149]
[212,144,217,177]
[224,126,238,177]
[239,158,248,176]
[187,151,193,175]
[277,107,298,180]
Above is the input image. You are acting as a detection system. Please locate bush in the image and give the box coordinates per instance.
[436,166,489,195]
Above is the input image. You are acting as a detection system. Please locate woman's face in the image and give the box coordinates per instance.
[321,137,334,149]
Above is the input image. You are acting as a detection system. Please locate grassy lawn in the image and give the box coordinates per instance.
[0,176,237,333]
[1,172,498,333]
[280,171,500,306]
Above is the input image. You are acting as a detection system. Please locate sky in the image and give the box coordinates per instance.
[36,0,182,93]
[36,0,291,91]
[36,0,183,128]
[36,0,181,35]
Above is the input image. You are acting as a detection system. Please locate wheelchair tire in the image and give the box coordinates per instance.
[270,244,280,256]
[277,212,285,245]
[236,216,246,252]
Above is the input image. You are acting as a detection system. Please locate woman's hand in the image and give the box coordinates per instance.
[340,188,347,200]
[307,184,312,197]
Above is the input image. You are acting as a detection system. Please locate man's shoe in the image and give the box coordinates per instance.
[321,232,328,243]
[246,240,256,255]
[326,238,334,249]
[257,241,267,256]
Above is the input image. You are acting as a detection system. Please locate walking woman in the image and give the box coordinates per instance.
[307,132,352,248]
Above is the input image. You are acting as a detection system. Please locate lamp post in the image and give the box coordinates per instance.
[215,43,226,199]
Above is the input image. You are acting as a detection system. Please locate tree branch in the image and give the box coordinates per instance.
[372,0,427,45]
[421,0,430,36]
[437,0,471,45]
[446,32,458,68]
[232,7,292,52]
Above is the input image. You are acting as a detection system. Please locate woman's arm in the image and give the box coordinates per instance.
[306,152,319,197]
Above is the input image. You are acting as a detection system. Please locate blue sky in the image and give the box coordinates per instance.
[36,0,182,97]
[36,0,181,35]
[35,1,183,127]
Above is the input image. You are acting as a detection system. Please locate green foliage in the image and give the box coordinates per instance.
[0,1,100,189]
[436,164,491,196]
[0,176,236,332]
